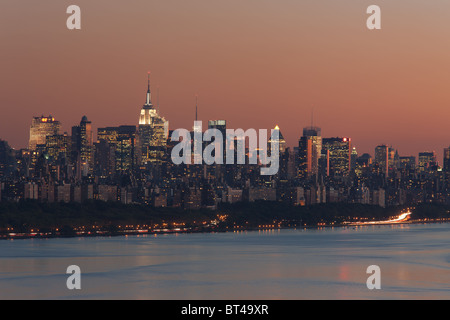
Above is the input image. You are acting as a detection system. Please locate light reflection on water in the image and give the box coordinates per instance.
[0,223,449,299]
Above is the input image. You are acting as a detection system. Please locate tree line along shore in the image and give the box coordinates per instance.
[0,200,449,239]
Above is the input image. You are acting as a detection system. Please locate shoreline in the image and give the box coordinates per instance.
[2,217,450,241]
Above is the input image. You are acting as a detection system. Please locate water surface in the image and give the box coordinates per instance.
[0,223,449,299]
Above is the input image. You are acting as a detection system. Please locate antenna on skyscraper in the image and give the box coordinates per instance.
[145,71,152,106]
[157,85,160,114]
[195,94,198,122]
[311,106,314,127]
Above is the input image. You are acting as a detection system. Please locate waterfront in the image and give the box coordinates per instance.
[0,222,449,300]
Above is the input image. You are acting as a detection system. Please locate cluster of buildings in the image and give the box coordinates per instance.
[1,76,450,210]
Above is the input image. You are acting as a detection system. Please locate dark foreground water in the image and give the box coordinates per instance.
[0,223,449,299]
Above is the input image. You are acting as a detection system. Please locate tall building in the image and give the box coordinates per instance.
[350,146,358,172]
[45,132,71,162]
[399,156,416,170]
[298,126,322,180]
[138,73,168,165]
[117,126,139,174]
[97,126,138,175]
[444,147,450,172]
[29,115,61,150]
[388,147,399,170]
[269,125,288,179]
[418,151,437,173]
[97,127,119,144]
[0,140,16,178]
[444,147,450,186]
[268,125,286,153]
[94,139,116,179]
[72,116,94,177]
[374,145,389,175]
[208,119,227,159]
[208,120,227,139]
[322,137,351,179]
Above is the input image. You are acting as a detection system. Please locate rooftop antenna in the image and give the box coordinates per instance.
[195,94,198,122]
[157,85,160,114]
[145,71,152,106]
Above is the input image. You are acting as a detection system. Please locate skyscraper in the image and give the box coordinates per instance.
[208,120,227,159]
[138,73,169,165]
[45,132,71,163]
[72,116,94,177]
[29,115,61,150]
[97,125,138,175]
[297,126,321,181]
[418,151,437,173]
[269,125,286,154]
[444,147,450,172]
[374,145,389,175]
[350,146,358,172]
[116,126,139,174]
[322,137,351,179]
[399,156,416,170]
[444,147,450,186]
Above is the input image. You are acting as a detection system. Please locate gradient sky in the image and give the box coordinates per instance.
[1,0,450,161]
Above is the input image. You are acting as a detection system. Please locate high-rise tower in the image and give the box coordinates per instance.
[72,115,94,177]
[29,115,61,150]
[298,126,322,181]
[322,137,351,180]
[138,72,169,165]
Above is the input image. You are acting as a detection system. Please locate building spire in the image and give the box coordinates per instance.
[195,94,198,121]
[157,85,160,114]
[145,71,152,106]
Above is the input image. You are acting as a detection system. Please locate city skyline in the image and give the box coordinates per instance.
[1,75,448,166]
[4,0,450,303]
[1,1,450,161]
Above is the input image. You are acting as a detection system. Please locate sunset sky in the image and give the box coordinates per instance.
[1,0,450,161]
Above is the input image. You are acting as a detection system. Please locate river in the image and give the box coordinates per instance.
[0,223,449,299]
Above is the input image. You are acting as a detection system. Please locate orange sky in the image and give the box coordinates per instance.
[1,0,450,161]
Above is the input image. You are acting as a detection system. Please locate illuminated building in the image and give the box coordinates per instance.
[322,137,351,179]
[297,126,321,180]
[380,146,399,171]
[94,139,116,179]
[418,151,437,173]
[72,116,94,177]
[0,140,16,178]
[96,126,119,178]
[28,115,61,150]
[138,73,169,165]
[97,127,119,143]
[208,120,227,149]
[269,125,289,179]
[269,125,286,153]
[97,126,138,175]
[208,120,226,138]
[374,145,389,175]
[116,126,138,174]
[207,120,227,181]
[399,156,416,170]
[444,147,450,172]
[444,147,450,187]
[350,146,358,172]
[45,133,71,162]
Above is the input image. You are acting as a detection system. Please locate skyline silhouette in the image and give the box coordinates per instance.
[1,1,449,161]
